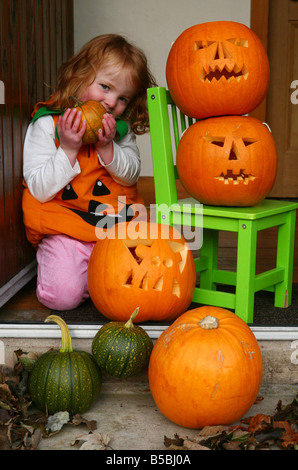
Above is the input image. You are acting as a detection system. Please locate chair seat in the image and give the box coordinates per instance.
[172,197,297,219]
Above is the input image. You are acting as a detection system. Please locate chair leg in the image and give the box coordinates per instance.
[235,220,257,323]
[199,228,218,291]
[274,210,297,308]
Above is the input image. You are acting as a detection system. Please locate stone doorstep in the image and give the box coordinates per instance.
[0,324,298,385]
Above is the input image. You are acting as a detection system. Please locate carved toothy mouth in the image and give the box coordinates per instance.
[201,64,248,83]
[214,169,256,185]
[121,240,188,298]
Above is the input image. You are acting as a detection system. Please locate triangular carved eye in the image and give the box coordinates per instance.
[211,140,225,147]
[194,40,216,50]
[226,38,248,47]
[243,139,258,147]
[204,136,225,147]
[61,183,78,200]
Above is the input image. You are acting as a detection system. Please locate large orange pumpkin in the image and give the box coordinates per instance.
[166,21,270,119]
[87,221,196,323]
[148,306,263,428]
[176,115,277,207]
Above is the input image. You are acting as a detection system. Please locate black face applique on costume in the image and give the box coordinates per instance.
[61,180,135,228]
[61,183,78,200]
[68,200,135,228]
[92,180,111,196]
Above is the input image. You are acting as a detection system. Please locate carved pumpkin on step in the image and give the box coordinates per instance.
[176,115,277,207]
[88,221,196,323]
[166,21,270,119]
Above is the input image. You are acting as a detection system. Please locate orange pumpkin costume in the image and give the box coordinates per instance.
[22,102,145,248]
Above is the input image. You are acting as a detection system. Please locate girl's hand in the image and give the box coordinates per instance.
[94,113,116,165]
[56,108,87,166]
[97,113,117,147]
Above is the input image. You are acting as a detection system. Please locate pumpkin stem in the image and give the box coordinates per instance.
[199,315,219,330]
[45,315,73,353]
[124,308,139,329]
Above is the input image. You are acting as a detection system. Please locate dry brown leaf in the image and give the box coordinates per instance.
[245,413,272,433]
[0,408,11,425]
[164,434,184,448]
[0,383,14,403]
[30,428,42,450]
[166,444,187,450]
[254,395,264,405]
[222,440,242,450]
[164,393,298,451]
[71,414,97,431]
[183,439,210,450]
[194,425,230,439]
[71,431,111,450]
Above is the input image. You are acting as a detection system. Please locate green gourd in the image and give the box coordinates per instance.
[28,315,102,415]
[92,308,153,378]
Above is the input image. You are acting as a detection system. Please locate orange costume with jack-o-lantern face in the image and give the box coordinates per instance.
[22,103,145,248]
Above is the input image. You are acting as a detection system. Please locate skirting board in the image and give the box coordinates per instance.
[0,260,37,308]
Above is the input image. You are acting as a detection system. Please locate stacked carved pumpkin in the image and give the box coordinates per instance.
[166,21,277,206]
[146,21,265,429]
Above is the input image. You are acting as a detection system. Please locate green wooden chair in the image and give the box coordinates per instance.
[147,86,298,323]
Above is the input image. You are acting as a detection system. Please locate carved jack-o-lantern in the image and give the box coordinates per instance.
[176,116,277,207]
[88,221,196,323]
[166,21,270,119]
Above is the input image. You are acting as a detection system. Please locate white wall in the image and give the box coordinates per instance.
[74,0,251,175]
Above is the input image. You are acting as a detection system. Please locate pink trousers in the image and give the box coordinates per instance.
[36,234,96,311]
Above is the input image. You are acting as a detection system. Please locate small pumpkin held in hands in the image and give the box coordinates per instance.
[28,315,102,416]
[71,97,106,144]
[92,308,153,378]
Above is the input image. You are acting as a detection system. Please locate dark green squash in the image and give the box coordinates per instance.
[92,308,153,378]
[28,315,102,415]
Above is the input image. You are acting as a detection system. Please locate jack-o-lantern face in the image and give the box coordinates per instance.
[194,37,249,83]
[60,178,135,228]
[176,116,277,207]
[166,21,270,119]
[88,221,196,323]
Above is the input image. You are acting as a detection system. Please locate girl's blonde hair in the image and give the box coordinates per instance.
[49,34,157,135]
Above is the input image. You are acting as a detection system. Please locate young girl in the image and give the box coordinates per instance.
[22,34,157,311]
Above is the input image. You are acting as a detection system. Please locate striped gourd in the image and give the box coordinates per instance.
[28,315,102,415]
[92,308,153,378]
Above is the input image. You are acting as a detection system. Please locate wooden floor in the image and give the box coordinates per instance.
[1,178,297,322]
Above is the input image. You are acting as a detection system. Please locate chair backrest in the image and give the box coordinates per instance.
[147,87,196,210]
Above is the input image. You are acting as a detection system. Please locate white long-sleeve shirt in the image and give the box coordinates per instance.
[23,115,141,203]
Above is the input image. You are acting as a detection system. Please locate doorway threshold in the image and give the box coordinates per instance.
[0,322,297,341]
